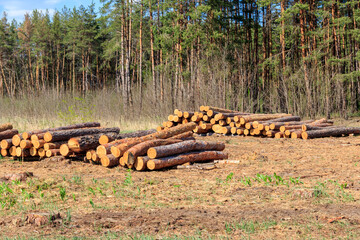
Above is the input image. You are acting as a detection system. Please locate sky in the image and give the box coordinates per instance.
[0,0,102,23]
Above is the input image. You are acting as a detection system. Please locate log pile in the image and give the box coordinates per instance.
[0,121,226,171]
[161,106,360,139]
[0,123,19,157]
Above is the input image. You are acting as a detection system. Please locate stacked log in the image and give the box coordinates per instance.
[0,123,19,157]
[162,106,360,139]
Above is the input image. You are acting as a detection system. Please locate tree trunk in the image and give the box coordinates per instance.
[302,127,360,139]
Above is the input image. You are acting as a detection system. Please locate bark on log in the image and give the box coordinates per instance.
[302,127,360,139]
[214,113,240,121]
[44,127,120,142]
[264,116,301,123]
[203,106,241,113]
[168,131,194,140]
[101,154,119,168]
[0,139,12,149]
[0,123,13,132]
[22,122,101,140]
[0,129,19,141]
[239,114,292,124]
[301,123,333,131]
[279,125,302,132]
[291,131,302,139]
[270,120,314,130]
[147,140,225,159]
[147,151,228,170]
[68,134,102,152]
[125,139,183,166]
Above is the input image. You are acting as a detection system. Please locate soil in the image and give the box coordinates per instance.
[0,134,360,239]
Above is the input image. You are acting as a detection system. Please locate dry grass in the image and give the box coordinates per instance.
[0,89,167,132]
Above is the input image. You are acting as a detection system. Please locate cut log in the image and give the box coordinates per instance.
[237,128,244,135]
[214,113,239,121]
[0,129,19,141]
[43,141,66,151]
[9,146,17,156]
[279,125,302,132]
[168,131,194,140]
[183,112,194,118]
[32,139,45,149]
[126,139,183,166]
[182,119,189,124]
[147,151,228,170]
[301,123,333,131]
[135,156,150,171]
[269,120,314,130]
[291,131,302,139]
[101,154,119,168]
[0,123,13,132]
[20,140,32,149]
[38,148,46,158]
[44,127,120,142]
[147,140,225,159]
[264,116,301,123]
[194,126,208,134]
[239,114,292,124]
[1,149,7,156]
[86,150,95,161]
[275,132,284,138]
[202,115,210,122]
[91,152,100,163]
[220,126,232,135]
[30,147,37,156]
[0,139,12,149]
[22,122,101,140]
[46,149,60,158]
[59,144,72,156]
[11,134,22,146]
[203,106,240,113]
[302,127,360,139]
[16,147,30,157]
[68,134,102,152]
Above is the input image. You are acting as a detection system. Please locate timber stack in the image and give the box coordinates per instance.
[161,106,360,139]
[0,122,121,160]
[90,122,228,170]
[0,123,19,157]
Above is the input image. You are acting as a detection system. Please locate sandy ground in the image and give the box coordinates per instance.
[0,134,360,239]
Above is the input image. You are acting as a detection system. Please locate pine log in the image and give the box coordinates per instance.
[86,150,95,161]
[0,123,13,132]
[20,140,32,149]
[194,126,208,134]
[135,156,150,171]
[220,126,232,135]
[147,140,225,159]
[275,132,284,138]
[101,154,119,167]
[32,139,45,149]
[237,128,245,135]
[99,129,157,144]
[203,106,240,113]
[147,151,228,170]
[22,122,101,140]
[182,119,189,124]
[59,144,73,156]
[291,131,302,139]
[91,152,100,164]
[30,147,37,156]
[0,129,19,141]
[46,149,60,158]
[302,127,360,139]
[279,125,302,132]
[38,148,46,158]
[239,114,292,124]
[183,112,194,118]
[264,116,301,123]
[210,119,217,125]
[43,141,66,151]
[0,139,12,149]
[9,146,17,156]
[68,134,102,152]
[44,127,120,142]
[16,147,30,157]
[244,129,250,136]
[214,113,240,121]
[301,123,333,131]
[227,118,234,125]
[11,134,22,146]
[269,120,314,130]
[125,139,183,166]
[1,149,7,156]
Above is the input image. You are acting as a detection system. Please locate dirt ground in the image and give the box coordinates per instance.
[0,134,360,239]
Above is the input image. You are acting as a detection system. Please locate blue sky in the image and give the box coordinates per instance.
[0,0,102,23]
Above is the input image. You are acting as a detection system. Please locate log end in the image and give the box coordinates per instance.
[44,132,53,142]
[60,144,70,156]
[12,135,21,146]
